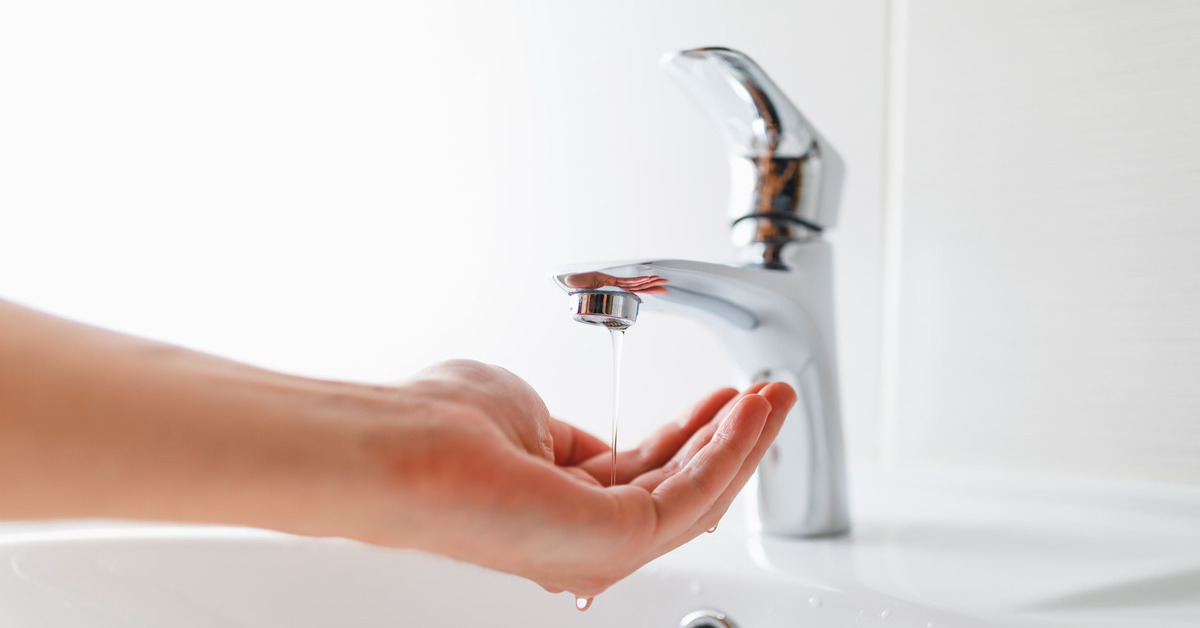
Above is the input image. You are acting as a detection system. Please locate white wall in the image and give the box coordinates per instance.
[891,0,1200,483]
[9,1,1191,487]
[0,2,888,457]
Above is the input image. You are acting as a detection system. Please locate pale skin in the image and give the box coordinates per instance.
[0,298,795,597]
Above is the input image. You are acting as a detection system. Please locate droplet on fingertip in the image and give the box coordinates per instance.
[575,596,593,611]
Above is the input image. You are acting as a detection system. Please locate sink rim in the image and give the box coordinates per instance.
[1,468,1197,628]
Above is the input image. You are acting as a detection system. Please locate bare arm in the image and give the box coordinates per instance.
[0,298,380,532]
[0,298,793,596]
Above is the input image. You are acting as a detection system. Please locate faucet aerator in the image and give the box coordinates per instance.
[570,290,641,330]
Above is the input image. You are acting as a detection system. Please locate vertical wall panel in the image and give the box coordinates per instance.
[895,0,1200,482]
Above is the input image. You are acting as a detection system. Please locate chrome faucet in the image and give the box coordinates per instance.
[555,48,848,538]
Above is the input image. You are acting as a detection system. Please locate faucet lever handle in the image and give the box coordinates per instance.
[661,48,843,265]
[662,47,813,159]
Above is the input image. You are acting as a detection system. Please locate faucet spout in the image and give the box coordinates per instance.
[555,241,850,537]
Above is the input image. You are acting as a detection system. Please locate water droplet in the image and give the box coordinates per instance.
[575,596,593,611]
[881,609,892,620]
[808,596,822,608]
[706,524,718,533]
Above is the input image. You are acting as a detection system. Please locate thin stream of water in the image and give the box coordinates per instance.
[608,327,624,486]
[573,323,627,612]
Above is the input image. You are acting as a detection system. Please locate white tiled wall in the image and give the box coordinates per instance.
[891,0,1200,483]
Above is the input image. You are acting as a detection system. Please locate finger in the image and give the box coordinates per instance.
[661,382,796,548]
[627,383,769,491]
[672,383,768,461]
[632,387,739,468]
[577,387,738,484]
[647,393,771,541]
[548,418,610,466]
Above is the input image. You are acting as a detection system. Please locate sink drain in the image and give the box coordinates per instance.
[679,609,738,628]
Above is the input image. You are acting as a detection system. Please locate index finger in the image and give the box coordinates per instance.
[576,387,739,485]
[646,393,770,540]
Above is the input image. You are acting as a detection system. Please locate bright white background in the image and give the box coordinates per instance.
[0,1,887,455]
[892,0,1200,483]
[4,1,1198,485]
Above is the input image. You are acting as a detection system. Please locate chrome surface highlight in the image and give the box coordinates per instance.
[570,290,640,330]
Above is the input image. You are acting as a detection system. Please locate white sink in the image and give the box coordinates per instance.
[1,470,1196,627]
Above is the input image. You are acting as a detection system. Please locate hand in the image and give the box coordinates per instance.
[356,359,795,597]
[0,299,793,600]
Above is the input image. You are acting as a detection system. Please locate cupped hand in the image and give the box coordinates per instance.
[362,359,794,598]
[0,299,791,601]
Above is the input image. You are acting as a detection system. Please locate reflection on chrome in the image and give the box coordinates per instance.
[561,272,669,296]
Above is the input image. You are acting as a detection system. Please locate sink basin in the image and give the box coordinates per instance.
[1,470,1196,627]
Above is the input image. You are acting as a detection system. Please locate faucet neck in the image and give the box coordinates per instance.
[730,153,824,269]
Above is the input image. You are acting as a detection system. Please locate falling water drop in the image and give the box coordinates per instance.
[575,596,593,612]
[808,596,822,608]
[881,609,892,620]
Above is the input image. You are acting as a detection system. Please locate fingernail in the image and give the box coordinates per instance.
[724,396,772,434]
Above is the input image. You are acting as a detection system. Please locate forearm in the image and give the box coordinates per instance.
[0,299,384,533]
[0,298,794,597]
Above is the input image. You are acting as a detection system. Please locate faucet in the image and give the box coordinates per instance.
[554,48,848,538]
